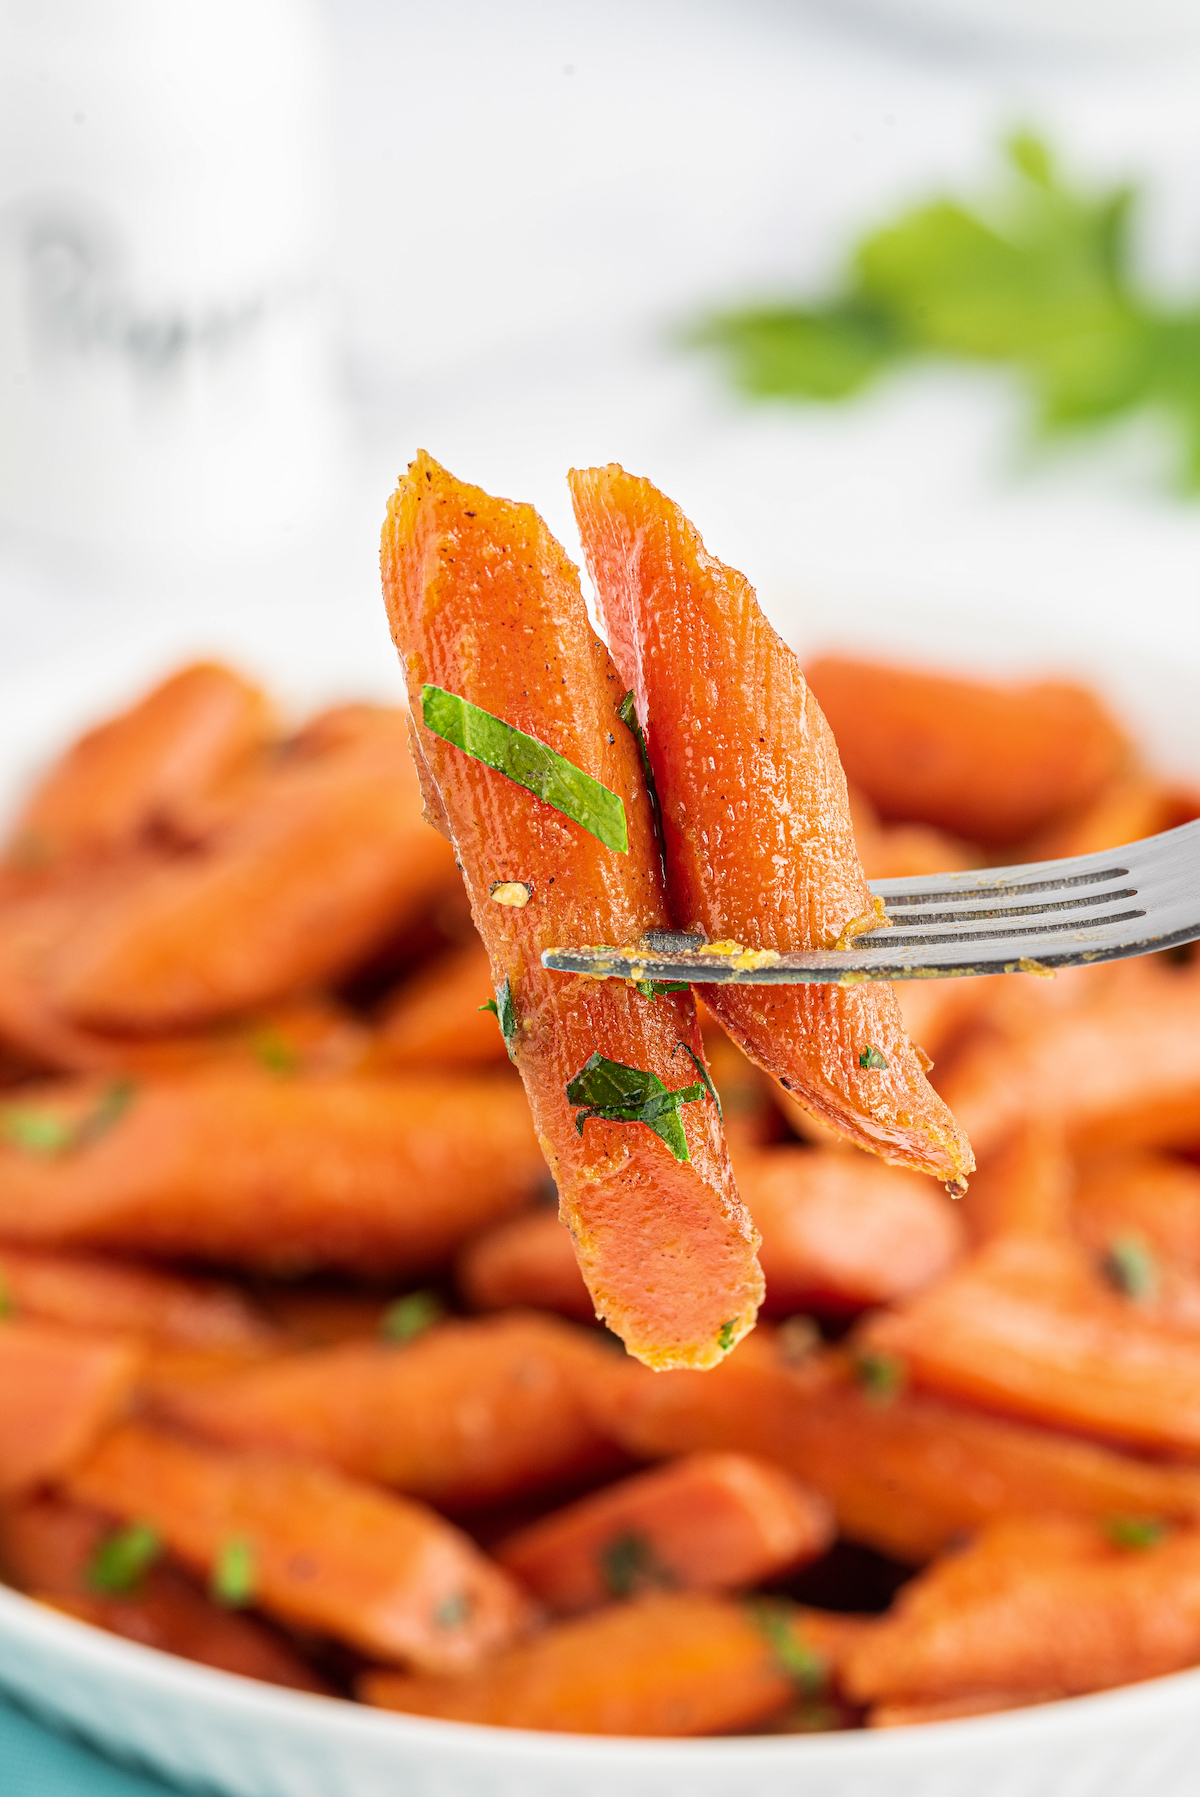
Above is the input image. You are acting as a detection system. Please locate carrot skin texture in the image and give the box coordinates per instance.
[381,453,762,1369]
[0,1246,273,1348]
[0,1321,139,1495]
[152,1313,624,1509]
[360,1591,809,1735]
[494,1451,832,1614]
[0,1070,543,1274]
[568,465,972,1187]
[66,1422,530,1670]
[803,657,1128,846]
[456,1208,597,1321]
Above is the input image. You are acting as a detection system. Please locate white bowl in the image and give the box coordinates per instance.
[1,585,1198,1796]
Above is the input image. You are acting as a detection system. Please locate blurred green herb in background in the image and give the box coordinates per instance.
[693,132,1200,490]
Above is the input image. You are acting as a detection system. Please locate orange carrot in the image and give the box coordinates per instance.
[382,453,761,1369]
[66,1422,531,1669]
[859,1235,1200,1454]
[152,1312,624,1509]
[843,1515,1200,1709]
[373,937,509,1069]
[0,1320,139,1495]
[0,1246,273,1348]
[0,1069,543,1273]
[736,1146,965,1312]
[803,657,1128,846]
[569,464,973,1190]
[1072,1150,1200,1273]
[869,1691,1058,1727]
[960,1120,1073,1247]
[494,1452,832,1614]
[43,705,460,1030]
[5,663,273,870]
[456,1209,596,1322]
[361,1591,826,1735]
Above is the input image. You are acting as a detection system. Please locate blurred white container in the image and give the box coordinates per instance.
[0,0,341,558]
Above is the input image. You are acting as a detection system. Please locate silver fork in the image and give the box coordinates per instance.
[543,819,1200,985]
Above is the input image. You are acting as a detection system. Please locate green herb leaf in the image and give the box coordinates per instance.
[1106,1513,1167,1551]
[479,977,517,1061]
[211,1537,256,1607]
[632,979,690,999]
[0,1079,135,1159]
[617,690,662,827]
[88,1522,162,1596]
[1104,1233,1158,1303]
[746,1597,827,1693]
[250,1030,300,1077]
[433,1591,474,1630]
[598,1529,676,1599]
[716,1319,737,1353]
[853,1348,906,1403]
[858,1045,888,1071]
[380,1289,445,1345]
[565,1051,705,1163]
[672,1041,723,1119]
[421,685,628,854]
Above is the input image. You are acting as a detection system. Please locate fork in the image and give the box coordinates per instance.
[542,819,1200,985]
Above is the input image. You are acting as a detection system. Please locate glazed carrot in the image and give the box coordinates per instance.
[382,453,762,1369]
[5,663,273,870]
[494,1452,832,1614]
[66,1422,530,1669]
[1020,769,1181,861]
[0,1069,543,1274]
[0,1320,139,1495]
[373,937,509,1069]
[361,1590,824,1735]
[859,1236,1200,1453]
[736,1146,965,1313]
[456,1209,596,1322]
[43,705,460,1031]
[569,465,973,1189]
[802,657,1128,846]
[587,1335,1200,1562]
[842,1516,1200,1709]
[0,1246,273,1348]
[153,1313,623,1509]
[960,1120,1073,1247]
[1072,1151,1200,1273]
[935,958,1200,1159]
[869,1692,1057,1727]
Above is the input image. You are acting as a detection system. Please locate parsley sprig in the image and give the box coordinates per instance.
[566,1050,709,1163]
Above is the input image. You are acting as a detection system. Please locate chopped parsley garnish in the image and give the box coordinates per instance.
[380,1289,445,1345]
[0,1078,135,1159]
[88,1522,162,1596]
[598,1529,676,1600]
[853,1348,906,1403]
[479,977,517,1060]
[617,690,662,826]
[746,1598,826,1693]
[672,1041,723,1119]
[250,1029,300,1077]
[1103,1233,1158,1304]
[857,1045,888,1071]
[434,1591,474,1630]
[632,979,690,1000]
[565,1051,705,1164]
[421,684,628,854]
[716,1318,738,1353]
[1106,1514,1167,1552]
[211,1537,256,1608]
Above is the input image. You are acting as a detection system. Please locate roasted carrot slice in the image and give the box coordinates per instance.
[361,1590,827,1735]
[66,1422,530,1669]
[843,1516,1200,1709]
[0,1246,273,1349]
[569,465,972,1189]
[859,1235,1200,1454]
[456,1209,596,1322]
[802,657,1128,847]
[586,1333,1200,1562]
[43,705,460,1031]
[736,1146,965,1313]
[961,1120,1073,1247]
[372,937,507,1069]
[152,1312,623,1509]
[5,663,273,870]
[0,1320,139,1495]
[0,1069,543,1274]
[494,1451,832,1614]
[381,453,762,1369]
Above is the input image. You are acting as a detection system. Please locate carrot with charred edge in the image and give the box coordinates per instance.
[585,1333,1200,1563]
[843,1516,1200,1709]
[803,657,1128,847]
[859,1236,1200,1454]
[568,465,973,1191]
[151,1312,624,1509]
[736,1146,965,1313]
[0,1246,274,1348]
[0,1069,543,1274]
[456,1209,596,1321]
[372,937,508,1069]
[0,1321,140,1495]
[381,452,762,1370]
[494,1451,833,1614]
[361,1590,828,1735]
[5,663,273,870]
[66,1422,530,1670]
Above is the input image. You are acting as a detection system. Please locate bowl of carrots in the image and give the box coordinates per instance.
[0,459,1199,1797]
